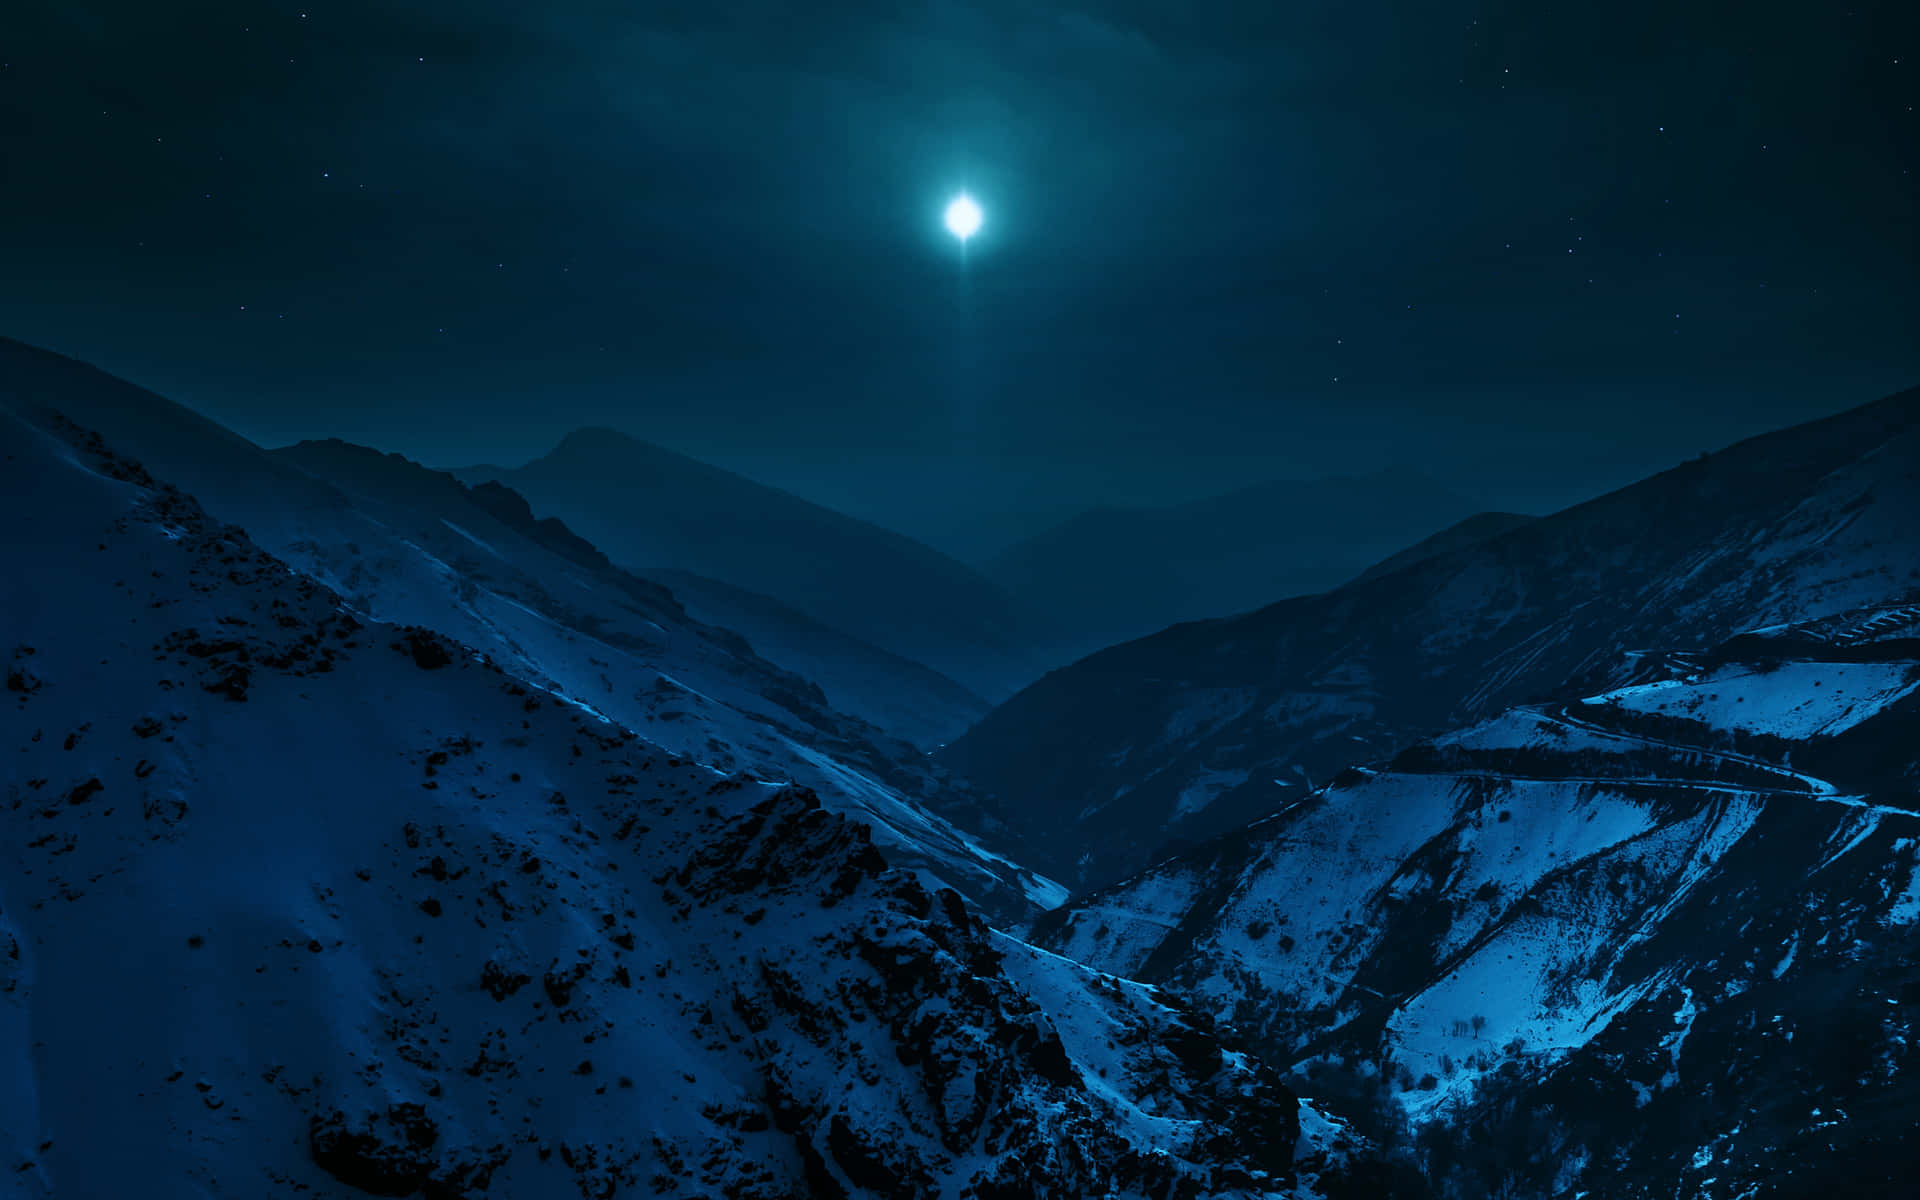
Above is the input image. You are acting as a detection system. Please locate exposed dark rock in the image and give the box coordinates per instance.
[400,629,454,670]
[308,1105,442,1197]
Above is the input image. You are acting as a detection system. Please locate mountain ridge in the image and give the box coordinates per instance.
[985,469,1493,659]
[1029,607,1920,1196]
[939,383,1920,891]
[1349,511,1536,585]
[632,566,990,749]
[460,427,1045,701]
[0,337,1053,918]
[279,438,990,749]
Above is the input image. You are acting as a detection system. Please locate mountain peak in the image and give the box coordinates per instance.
[484,426,1043,700]
[547,425,681,461]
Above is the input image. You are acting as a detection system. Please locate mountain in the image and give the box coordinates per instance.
[1030,607,1920,1197]
[0,401,1390,1198]
[984,472,1492,660]
[1348,511,1535,585]
[0,338,1049,917]
[276,440,988,750]
[939,386,1920,890]
[630,568,989,750]
[459,430,1042,701]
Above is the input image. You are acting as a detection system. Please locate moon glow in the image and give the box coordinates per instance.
[944,194,983,241]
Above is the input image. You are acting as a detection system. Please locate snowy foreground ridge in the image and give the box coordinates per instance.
[0,397,1384,1194]
[1038,610,1920,1196]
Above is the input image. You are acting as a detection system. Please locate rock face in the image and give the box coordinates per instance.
[1033,611,1920,1197]
[940,386,1920,891]
[0,403,1374,1197]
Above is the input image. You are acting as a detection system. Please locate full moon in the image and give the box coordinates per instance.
[944,194,983,241]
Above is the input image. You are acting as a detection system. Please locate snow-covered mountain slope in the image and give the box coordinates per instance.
[1033,612,1920,1197]
[0,404,1389,1199]
[0,338,1051,918]
[275,439,988,750]
[986,471,1491,663]
[630,567,989,750]
[940,385,1920,890]
[459,430,1044,702]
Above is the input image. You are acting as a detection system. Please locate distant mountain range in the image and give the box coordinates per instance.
[457,430,1044,702]
[939,385,1920,891]
[984,472,1502,659]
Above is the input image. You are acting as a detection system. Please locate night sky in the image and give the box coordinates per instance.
[4,1,1916,555]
